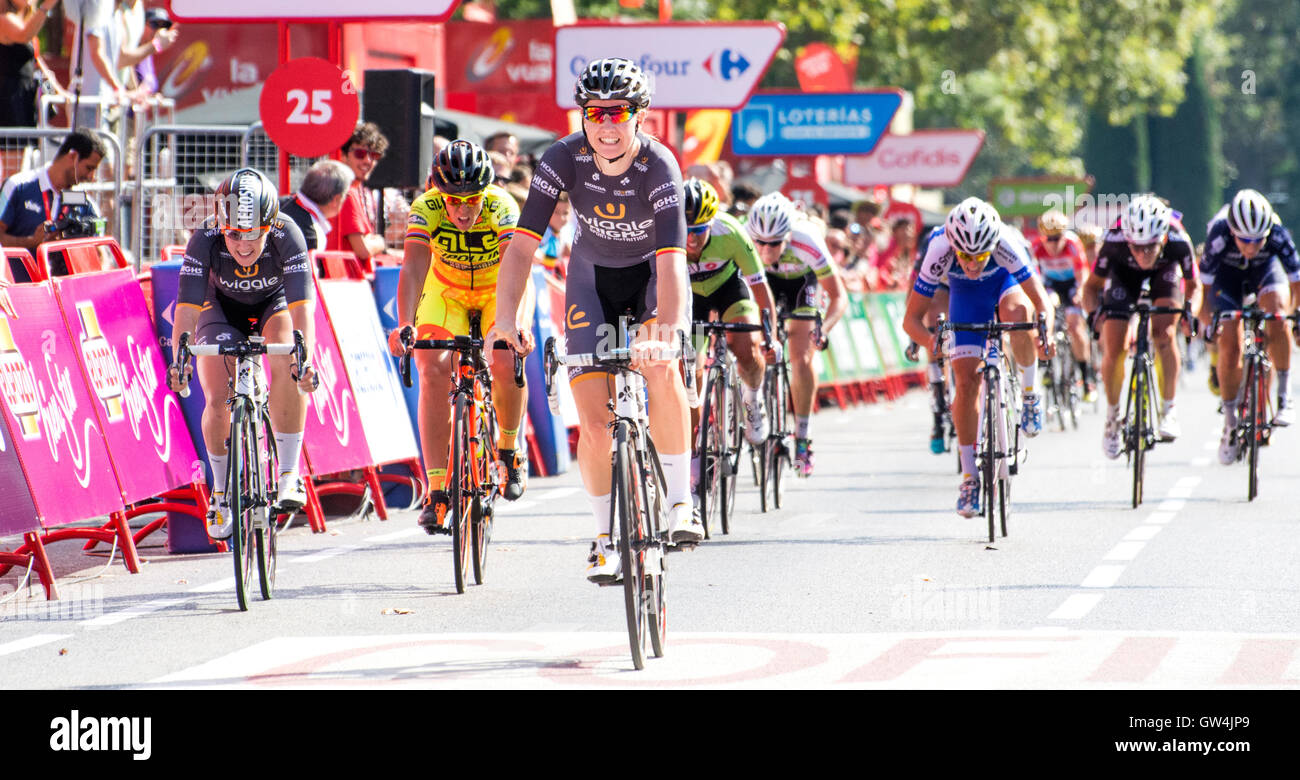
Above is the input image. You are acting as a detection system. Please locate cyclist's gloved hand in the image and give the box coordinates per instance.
[297,363,318,393]
[387,324,414,357]
[487,322,534,357]
[167,362,190,393]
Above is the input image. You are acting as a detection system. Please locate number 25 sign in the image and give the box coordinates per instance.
[259,58,361,158]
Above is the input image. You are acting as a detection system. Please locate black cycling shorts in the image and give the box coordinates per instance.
[195,291,289,345]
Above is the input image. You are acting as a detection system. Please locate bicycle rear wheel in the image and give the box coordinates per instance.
[642,437,668,659]
[614,423,649,670]
[255,408,279,601]
[769,367,790,509]
[227,401,257,611]
[450,395,473,594]
[1246,358,1261,501]
[473,402,499,585]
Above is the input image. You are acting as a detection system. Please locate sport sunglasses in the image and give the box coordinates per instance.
[443,192,485,206]
[223,226,269,241]
[687,223,711,235]
[582,105,637,124]
[955,249,991,264]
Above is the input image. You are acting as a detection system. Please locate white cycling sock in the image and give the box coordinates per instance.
[1277,369,1291,401]
[742,378,762,405]
[207,452,229,498]
[927,362,944,383]
[795,415,811,440]
[1107,403,1121,422]
[1020,361,1038,392]
[587,492,613,539]
[274,431,304,477]
[660,452,691,510]
[1223,400,1239,430]
[1162,399,1175,415]
[959,445,976,477]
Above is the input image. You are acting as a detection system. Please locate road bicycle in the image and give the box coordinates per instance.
[543,319,695,670]
[175,331,312,611]
[1210,302,1285,501]
[400,312,523,594]
[693,319,765,538]
[1044,313,1081,432]
[1102,294,1190,508]
[906,317,957,463]
[752,309,820,512]
[939,316,1044,543]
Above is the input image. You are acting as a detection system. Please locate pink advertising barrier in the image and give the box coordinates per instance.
[0,281,141,584]
[52,268,212,553]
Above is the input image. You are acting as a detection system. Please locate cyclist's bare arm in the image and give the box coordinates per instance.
[818,266,849,333]
[1081,272,1105,315]
[902,288,935,354]
[397,238,433,335]
[490,230,542,354]
[168,303,202,391]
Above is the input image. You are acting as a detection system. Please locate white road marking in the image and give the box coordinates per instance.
[1047,594,1104,620]
[1104,542,1146,561]
[369,528,425,543]
[0,634,72,657]
[1080,565,1126,588]
[1145,511,1177,524]
[1124,525,1163,542]
[82,597,192,629]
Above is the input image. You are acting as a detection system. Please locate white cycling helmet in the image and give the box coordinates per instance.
[1121,194,1172,244]
[1227,188,1274,240]
[944,197,1002,255]
[746,192,794,242]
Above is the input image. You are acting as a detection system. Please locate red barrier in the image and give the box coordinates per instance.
[4,246,43,283]
[36,236,130,276]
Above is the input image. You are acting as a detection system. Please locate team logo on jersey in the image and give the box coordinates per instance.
[566,305,590,330]
[591,173,601,181]
[621,177,630,185]
[233,263,259,278]
[594,203,626,220]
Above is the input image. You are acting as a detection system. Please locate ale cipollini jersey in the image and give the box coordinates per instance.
[405,184,519,290]
[516,132,686,268]
[177,217,313,310]
[913,225,1036,298]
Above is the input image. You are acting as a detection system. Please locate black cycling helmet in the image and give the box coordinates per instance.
[430,139,493,195]
[574,57,651,110]
[683,178,720,226]
[215,168,278,234]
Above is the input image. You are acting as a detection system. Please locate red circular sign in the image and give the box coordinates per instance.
[259,58,360,158]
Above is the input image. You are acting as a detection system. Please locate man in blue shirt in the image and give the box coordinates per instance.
[0,129,106,280]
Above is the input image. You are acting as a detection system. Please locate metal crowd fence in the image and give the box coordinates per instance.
[132,123,323,271]
[0,126,125,245]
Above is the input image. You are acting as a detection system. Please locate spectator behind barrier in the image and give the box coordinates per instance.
[0,0,65,127]
[0,128,105,279]
[280,159,354,254]
[535,190,572,277]
[329,120,389,260]
[66,0,176,131]
[483,130,519,169]
[730,181,761,218]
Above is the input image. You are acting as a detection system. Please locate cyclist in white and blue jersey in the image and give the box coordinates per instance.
[1199,189,1300,462]
[903,198,1054,518]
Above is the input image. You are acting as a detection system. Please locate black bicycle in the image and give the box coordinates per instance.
[399,313,524,593]
[752,309,821,511]
[1210,303,1283,501]
[938,316,1045,543]
[694,319,765,537]
[175,331,312,611]
[1045,313,1081,431]
[543,321,696,670]
[1102,295,1189,508]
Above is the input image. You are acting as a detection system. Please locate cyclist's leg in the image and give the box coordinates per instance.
[194,301,245,534]
[413,285,467,525]
[947,280,997,515]
[481,289,531,499]
[721,292,768,444]
[1256,261,1293,419]
[997,281,1041,436]
[1098,297,1131,458]
[260,303,312,505]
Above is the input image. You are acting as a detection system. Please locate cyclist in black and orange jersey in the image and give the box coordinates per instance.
[167,168,317,540]
[490,57,703,583]
[390,140,531,534]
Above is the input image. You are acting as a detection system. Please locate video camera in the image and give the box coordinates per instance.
[45,191,106,239]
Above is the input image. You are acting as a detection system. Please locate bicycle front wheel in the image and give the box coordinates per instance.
[1130,365,1148,508]
[450,394,473,594]
[982,377,997,544]
[227,401,257,611]
[721,376,742,535]
[614,423,649,670]
[1246,357,1261,501]
[473,402,499,584]
[697,373,722,539]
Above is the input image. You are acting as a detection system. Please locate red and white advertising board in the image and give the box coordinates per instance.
[444,20,570,136]
[843,129,985,188]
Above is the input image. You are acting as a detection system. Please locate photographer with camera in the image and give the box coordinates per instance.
[0,128,106,279]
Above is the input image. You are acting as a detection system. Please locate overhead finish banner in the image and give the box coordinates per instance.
[169,0,461,22]
[554,22,786,111]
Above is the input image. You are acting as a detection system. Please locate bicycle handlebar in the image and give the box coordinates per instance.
[173,330,313,397]
[542,330,699,409]
[398,333,526,389]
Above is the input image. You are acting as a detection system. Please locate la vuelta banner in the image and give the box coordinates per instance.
[54,269,201,504]
[0,284,123,527]
[303,277,372,474]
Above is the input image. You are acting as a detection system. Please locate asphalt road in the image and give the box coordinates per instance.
[2,361,1299,690]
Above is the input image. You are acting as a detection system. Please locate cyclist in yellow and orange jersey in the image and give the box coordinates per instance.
[390,140,531,534]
